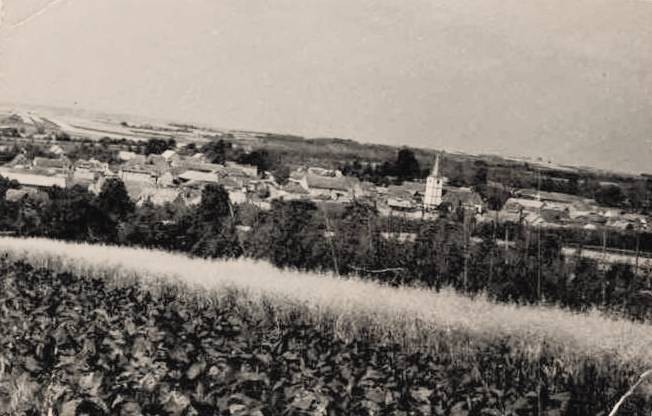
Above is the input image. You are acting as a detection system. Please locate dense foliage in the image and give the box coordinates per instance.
[1,176,651,322]
[1,258,647,415]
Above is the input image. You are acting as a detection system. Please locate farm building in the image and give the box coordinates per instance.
[0,168,66,189]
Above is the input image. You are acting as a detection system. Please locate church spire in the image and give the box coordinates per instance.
[430,152,440,177]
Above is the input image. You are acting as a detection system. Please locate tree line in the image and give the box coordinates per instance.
[1,174,650,321]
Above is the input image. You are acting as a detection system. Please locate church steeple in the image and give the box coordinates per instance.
[424,152,444,210]
[431,153,440,177]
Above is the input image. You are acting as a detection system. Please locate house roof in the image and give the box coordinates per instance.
[49,145,65,155]
[179,170,219,183]
[305,174,353,192]
[33,157,69,169]
[442,188,483,206]
[282,182,309,194]
[137,188,181,206]
[161,150,177,160]
[516,189,582,204]
[0,168,66,188]
[174,160,223,172]
[219,176,242,189]
[5,188,47,202]
[118,151,138,161]
[123,155,147,167]
[387,198,416,209]
[124,181,154,200]
[6,154,29,167]
[503,198,544,211]
[386,183,424,200]
[522,212,545,225]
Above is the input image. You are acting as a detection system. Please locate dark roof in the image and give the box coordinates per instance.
[306,174,353,192]
[516,189,582,204]
[282,182,309,194]
[442,189,483,206]
[33,157,69,169]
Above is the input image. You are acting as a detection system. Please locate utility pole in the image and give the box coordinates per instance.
[463,209,469,293]
[536,168,542,301]
[601,228,607,305]
[635,226,640,276]
[537,224,542,301]
[504,226,510,265]
[489,217,496,286]
[323,211,340,276]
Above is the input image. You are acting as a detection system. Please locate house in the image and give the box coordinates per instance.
[123,155,147,168]
[120,167,155,184]
[358,181,377,197]
[118,151,139,161]
[0,127,21,137]
[178,170,219,184]
[5,154,30,168]
[218,176,244,190]
[386,183,425,201]
[540,208,570,225]
[228,188,248,204]
[307,167,343,177]
[161,150,179,162]
[278,182,310,200]
[156,172,175,187]
[172,159,222,172]
[521,211,545,226]
[48,144,65,156]
[0,168,66,189]
[502,198,544,213]
[387,197,417,212]
[225,161,257,178]
[32,157,71,172]
[289,173,356,201]
[191,152,207,162]
[306,174,356,200]
[568,200,598,218]
[515,189,581,204]
[147,154,167,166]
[5,188,49,203]
[135,188,182,207]
[441,188,484,213]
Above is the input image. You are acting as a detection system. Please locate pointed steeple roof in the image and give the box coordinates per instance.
[430,153,440,177]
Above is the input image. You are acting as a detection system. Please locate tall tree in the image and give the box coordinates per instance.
[395,148,421,181]
[96,178,135,223]
[189,184,242,259]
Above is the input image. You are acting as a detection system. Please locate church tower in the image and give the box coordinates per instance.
[424,153,444,209]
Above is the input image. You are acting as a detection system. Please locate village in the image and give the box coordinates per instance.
[0,133,649,233]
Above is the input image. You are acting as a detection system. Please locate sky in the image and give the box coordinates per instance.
[0,0,651,173]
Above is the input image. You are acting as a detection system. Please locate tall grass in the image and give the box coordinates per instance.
[1,237,651,373]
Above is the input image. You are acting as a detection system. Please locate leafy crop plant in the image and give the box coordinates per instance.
[0,237,650,414]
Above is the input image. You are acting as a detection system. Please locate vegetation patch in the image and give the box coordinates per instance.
[0,238,651,414]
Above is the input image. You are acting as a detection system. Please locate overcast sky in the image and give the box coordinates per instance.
[0,0,650,173]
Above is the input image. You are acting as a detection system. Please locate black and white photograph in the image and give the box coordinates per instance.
[0,0,651,414]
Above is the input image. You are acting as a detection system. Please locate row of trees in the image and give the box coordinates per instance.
[1,175,650,320]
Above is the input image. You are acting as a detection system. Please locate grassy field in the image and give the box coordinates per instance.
[0,237,650,366]
[0,237,651,414]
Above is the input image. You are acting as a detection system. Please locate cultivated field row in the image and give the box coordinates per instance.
[1,237,651,370]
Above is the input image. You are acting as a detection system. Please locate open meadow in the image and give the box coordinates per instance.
[1,237,651,414]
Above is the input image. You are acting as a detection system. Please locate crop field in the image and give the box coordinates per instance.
[0,237,651,414]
